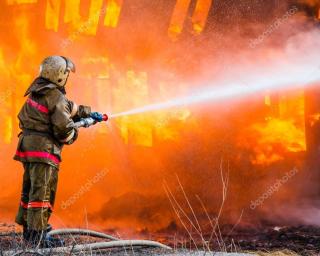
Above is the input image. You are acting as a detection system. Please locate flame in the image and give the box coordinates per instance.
[168,0,191,39]
[7,0,37,4]
[238,92,306,165]
[113,70,152,146]
[64,0,81,28]
[4,117,13,144]
[104,0,123,28]
[192,0,212,34]
[0,48,13,144]
[168,0,213,39]
[112,70,191,146]
[86,0,104,35]
[45,0,121,34]
[240,118,306,165]
[45,0,61,32]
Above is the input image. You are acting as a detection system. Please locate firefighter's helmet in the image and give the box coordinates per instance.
[39,56,76,87]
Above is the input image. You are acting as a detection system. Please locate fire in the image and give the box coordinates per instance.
[113,70,152,146]
[44,0,122,34]
[168,0,213,39]
[239,118,306,165]
[237,91,306,165]
[112,70,191,146]
[104,0,123,28]
[0,0,320,236]
[45,0,61,32]
[64,0,81,28]
[168,0,192,39]
[192,0,212,34]
[7,0,37,4]
[4,117,13,144]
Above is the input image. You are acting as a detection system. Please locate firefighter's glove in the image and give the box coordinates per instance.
[65,128,78,145]
[90,112,104,122]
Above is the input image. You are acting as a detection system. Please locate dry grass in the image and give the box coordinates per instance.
[254,249,301,256]
[163,158,235,253]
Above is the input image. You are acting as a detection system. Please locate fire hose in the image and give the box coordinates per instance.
[47,228,119,241]
[38,240,172,254]
[3,228,171,255]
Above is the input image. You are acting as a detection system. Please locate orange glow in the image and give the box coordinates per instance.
[168,0,191,39]
[104,0,123,28]
[0,1,319,237]
[7,0,37,4]
[48,0,105,34]
[111,70,191,146]
[307,113,320,127]
[86,0,104,35]
[4,116,13,144]
[298,0,320,19]
[45,0,61,32]
[238,92,306,165]
[64,0,81,28]
[113,70,153,146]
[264,95,271,106]
[239,118,306,165]
[192,0,212,34]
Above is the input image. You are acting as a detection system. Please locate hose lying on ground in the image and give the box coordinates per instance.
[47,228,119,241]
[3,229,172,255]
[41,239,172,254]
[4,240,171,255]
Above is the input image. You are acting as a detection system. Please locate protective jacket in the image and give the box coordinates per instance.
[14,77,91,168]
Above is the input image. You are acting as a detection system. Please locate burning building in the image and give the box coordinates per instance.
[0,0,320,246]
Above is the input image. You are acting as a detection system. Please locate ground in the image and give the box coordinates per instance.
[1,223,319,255]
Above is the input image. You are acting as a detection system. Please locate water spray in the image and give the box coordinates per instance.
[108,67,320,119]
[75,63,320,128]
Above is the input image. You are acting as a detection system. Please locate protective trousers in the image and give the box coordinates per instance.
[15,162,58,231]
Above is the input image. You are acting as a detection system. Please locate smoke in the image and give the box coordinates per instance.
[101,12,320,230]
[0,1,320,236]
[109,38,320,118]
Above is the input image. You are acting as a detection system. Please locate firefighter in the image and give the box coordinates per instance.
[14,56,103,247]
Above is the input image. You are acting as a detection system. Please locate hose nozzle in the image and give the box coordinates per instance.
[74,113,109,128]
[102,114,108,121]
